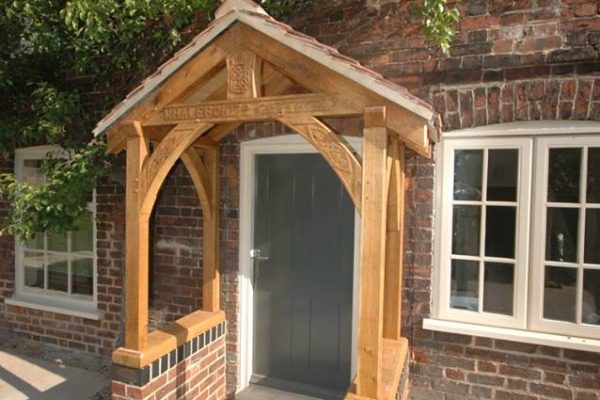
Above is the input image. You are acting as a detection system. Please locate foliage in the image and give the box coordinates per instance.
[418,0,460,55]
[0,0,459,241]
[0,141,108,239]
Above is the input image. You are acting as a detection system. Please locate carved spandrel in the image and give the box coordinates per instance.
[282,119,362,211]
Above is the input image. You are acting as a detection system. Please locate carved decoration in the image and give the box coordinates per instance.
[157,93,347,124]
[139,123,213,214]
[226,50,258,98]
[280,117,362,211]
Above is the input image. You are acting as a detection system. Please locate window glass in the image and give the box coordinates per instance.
[16,150,95,304]
[548,148,581,203]
[483,262,514,316]
[587,148,600,203]
[487,149,518,201]
[452,205,480,256]
[450,259,479,311]
[545,207,579,263]
[453,150,483,200]
[582,269,600,326]
[485,206,516,258]
[544,266,577,323]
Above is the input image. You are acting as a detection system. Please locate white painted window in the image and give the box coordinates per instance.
[7,146,100,319]
[432,122,600,345]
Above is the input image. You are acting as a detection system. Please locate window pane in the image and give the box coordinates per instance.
[23,252,44,289]
[450,259,479,311]
[487,149,518,201]
[452,205,481,256]
[24,233,44,250]
[587,148,600,204]
[23,159,44,186]
[483,262,514,316]
[582,269,600,325]
[585,209,600,264]
[47,256,68,293]
[544,266,577,322]
[548,148,581,203]
[453,150,483,200]
[72,258,93,296]
[545,207,579,263]
[485,206,516,258]
[48,231,68,252]
[72,212,93,252]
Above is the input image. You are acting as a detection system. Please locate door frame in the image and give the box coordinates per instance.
[238,134,363,392]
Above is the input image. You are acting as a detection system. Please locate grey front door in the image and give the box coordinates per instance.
[252,153,355,393]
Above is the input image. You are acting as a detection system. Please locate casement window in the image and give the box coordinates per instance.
[428,122,600,350]
[6,146,100,319]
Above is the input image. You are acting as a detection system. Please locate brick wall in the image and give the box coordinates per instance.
[112,321,226,400]
[149,162,203,329]
[283,0,600,399]
[0,154,125,356]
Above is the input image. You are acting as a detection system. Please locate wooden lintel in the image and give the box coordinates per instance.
[279,115,363,212]
[383,138,405,340]
[146,93,360,126]
[356,106,388,399]
[227,49,261,99]
[123,121,150,351]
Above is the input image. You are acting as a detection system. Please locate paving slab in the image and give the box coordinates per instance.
[0,350,106,400]
[238,385,326,400]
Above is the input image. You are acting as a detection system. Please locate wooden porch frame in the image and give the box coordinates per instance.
[99,3,435,397]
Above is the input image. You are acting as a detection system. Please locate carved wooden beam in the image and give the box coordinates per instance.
[279,115,363,212]
[227,49,261,99]
[145,93,360,126]
[139,123,214,215]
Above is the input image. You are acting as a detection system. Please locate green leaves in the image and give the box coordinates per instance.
[418,0,460,55]
[0,141,108,241]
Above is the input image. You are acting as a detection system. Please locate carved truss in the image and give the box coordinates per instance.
[95,2,437,398]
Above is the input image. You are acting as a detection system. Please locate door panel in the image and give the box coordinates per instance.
[253,153,354,392]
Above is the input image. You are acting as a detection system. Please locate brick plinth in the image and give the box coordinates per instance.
[112,321,226,400]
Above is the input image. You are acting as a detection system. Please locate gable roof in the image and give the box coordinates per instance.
[93,0,437,139]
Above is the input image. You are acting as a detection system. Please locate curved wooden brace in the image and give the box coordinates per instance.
[140,122,214,215]
[180,148,213,222]
[279,116,363,213]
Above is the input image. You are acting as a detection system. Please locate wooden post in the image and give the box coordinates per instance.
[383,137,405,340]
[124,121,149,351]
[202,145,221,312]
[356,107,388,399]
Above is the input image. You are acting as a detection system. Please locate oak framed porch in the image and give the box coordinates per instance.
[94,1,439,399]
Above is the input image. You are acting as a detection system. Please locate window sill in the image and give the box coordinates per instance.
[5,293,103,321]
[423,318,600,354]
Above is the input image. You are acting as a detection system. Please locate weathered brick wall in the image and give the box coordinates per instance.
[112,321,227,400]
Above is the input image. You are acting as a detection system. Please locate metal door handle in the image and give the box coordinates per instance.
[250,249,269,287]
[250,248,270,261]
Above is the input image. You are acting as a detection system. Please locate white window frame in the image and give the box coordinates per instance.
[436,137,532,329]
[5,145,101,320]
[530,135,600,338]
[427,121,600,353]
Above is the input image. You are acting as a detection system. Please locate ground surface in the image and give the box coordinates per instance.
[0,330,110,400]
[238,385,327,400]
